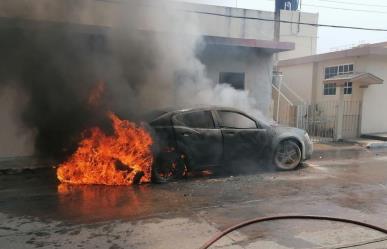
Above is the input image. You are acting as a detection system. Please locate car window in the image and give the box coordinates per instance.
[173,111,215,129]
[218,111,257,129]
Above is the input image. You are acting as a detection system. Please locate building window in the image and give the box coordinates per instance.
[324,83,336,95]
[344,82,352,95]
[219,72,245,90]
[88,34,107,52]
[325,66,338,79]
[325,64,354,79]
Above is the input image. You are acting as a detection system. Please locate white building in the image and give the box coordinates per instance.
[279,42,387,137]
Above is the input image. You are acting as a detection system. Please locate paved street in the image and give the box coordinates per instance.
[2,147,387,248]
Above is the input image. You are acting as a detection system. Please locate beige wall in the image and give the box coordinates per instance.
[359,55,387,133]
[0,0,276,40]
[279,62,314,103]
[279,10,318,60]
[201,48,273,116]
[279,53,387,134]
[280,57,365,104]
[314,57,364,103]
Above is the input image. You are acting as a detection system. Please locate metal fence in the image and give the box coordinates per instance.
[296,102,337,142]
[292,101,362,143]
[342,101,362,139]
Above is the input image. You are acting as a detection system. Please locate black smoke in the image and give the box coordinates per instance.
[0,22,155,159]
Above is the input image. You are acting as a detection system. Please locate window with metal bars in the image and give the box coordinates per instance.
[324,64,354,79]
[344,82,353,95]
[324,83,336,95]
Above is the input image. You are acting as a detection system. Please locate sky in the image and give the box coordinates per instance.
[176,0,387,53]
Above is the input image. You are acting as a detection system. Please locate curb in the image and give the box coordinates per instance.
[0,166,54,175]
[0,157,56,175]
[366,142,387,149]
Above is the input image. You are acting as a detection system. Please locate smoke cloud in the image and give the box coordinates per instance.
[0,0,268,159]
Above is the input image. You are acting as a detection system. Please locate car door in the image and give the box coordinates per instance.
[216,110,268,165]
[172,110,222,169]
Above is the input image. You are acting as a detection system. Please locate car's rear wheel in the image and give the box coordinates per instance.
[152,155,187,183]
[273,140,302,170]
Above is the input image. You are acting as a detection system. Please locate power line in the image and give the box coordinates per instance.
[312,0,387,9]
[95,0,387,32]
[186,10,387,32]
[263,0,387,14]
[303,3,387,14]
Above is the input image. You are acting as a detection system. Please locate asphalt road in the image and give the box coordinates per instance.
[2,148,387,248]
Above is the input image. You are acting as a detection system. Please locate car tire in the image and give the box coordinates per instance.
[152,155,187,183]
[273,140,302,171]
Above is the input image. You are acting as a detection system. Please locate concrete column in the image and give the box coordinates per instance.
[336,86,345,141]
[273,0,281,67]
[311,62,318,104]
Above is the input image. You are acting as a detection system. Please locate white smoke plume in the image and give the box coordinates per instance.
[108,0,269,119]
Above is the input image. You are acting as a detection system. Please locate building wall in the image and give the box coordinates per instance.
[0,0,317,57]
[0,0,276,40]
[200,46,273,116]
[279,10,318,60]
[0,87,35,157]
[279,62,314,103]
[314,57,364,103]
[279,54,387,134]
[360,55,387,133]
[280,57,365,104]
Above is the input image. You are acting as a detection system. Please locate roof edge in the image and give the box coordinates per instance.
[278,45,387,67]
[203,36,295,52]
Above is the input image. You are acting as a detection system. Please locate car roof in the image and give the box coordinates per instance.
[156,105,245,115]
[149,106,251,122]
[149,105,274,127]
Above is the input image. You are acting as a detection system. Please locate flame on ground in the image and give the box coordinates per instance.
[56,112,153,185]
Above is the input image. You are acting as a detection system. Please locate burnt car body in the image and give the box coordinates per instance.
[149,106,313,181]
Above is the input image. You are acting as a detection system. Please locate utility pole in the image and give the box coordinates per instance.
[273,0,282,122]
[274,0,281,44]
[273,0,281,68]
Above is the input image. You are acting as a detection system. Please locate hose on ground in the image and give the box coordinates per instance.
[199,215,387,249]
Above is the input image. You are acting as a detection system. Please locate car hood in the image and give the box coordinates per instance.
[271,125,306,136]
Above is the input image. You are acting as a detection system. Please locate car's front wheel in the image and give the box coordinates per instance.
[152,155,187,183]
[273,140,302,170]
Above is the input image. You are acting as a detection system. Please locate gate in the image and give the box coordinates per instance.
[342,101,362,139]
[294,101,361,143]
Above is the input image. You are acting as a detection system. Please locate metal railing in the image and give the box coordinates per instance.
[291,101,361,143]
[296,102,337,142]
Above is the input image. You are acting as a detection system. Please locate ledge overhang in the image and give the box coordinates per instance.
[203,36,295,53]
[323,72,384,87]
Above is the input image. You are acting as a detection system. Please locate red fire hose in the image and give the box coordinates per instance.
[199,215,387,249]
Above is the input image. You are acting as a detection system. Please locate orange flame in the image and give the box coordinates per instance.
[56,112,153,185]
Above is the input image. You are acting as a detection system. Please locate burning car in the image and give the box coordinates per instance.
[150,106,313,182]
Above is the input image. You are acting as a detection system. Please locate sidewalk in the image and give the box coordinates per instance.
[0,156,54,173]
[312,138,387,161]
[347,137,387,149]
